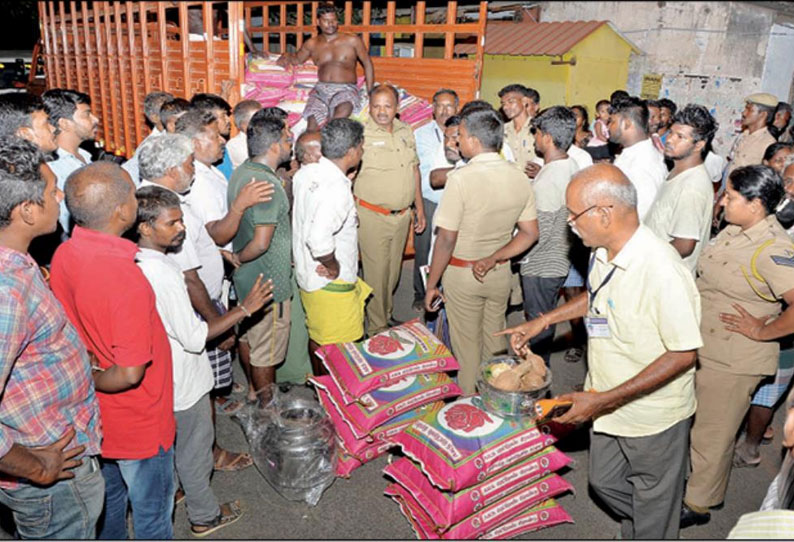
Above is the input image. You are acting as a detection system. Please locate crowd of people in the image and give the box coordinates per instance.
[3,6,794,540]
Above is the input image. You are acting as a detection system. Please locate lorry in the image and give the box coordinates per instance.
[37,1,487,158]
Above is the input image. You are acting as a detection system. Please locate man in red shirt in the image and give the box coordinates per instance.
[50,162,176,540]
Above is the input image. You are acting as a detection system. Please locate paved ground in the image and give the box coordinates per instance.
[177,261,785,540]
[0,260,784,539]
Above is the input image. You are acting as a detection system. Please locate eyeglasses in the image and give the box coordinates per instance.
[567,204,614,224]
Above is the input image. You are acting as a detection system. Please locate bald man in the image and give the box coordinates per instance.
[50,162,177,539]
[295,131,322,166]
[500,164,702,539]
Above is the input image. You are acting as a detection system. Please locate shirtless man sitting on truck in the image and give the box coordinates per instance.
[277,2,375,131]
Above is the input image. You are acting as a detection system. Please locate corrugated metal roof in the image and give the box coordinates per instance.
[455,20,614,56]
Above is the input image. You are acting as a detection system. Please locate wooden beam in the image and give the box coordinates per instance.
[92,2,111,147]
[445,1,457,60]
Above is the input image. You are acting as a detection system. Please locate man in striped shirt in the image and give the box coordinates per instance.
[0,143,103,539]
[519,106,581,363]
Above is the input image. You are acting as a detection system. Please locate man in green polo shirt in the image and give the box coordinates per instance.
[228,110,293,399]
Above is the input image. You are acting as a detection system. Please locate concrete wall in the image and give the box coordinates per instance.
[537,1,785,155]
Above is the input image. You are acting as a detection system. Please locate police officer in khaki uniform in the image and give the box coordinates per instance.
[425,106,538,394]
[500,84,541,177]
[725,93,778,178]
[355,84,425,335]
[681,165,794,528]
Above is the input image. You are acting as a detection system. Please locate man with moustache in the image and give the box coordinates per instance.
[229,112,294,399]
[725,93,778,178]
[277,2,374,132]
[138,132,271,470]
[0,147,103,539]
[499,84,542,178]
[645,105,717,274]
[134,185,273,536]
[647,100,665,153]
[658,98,677,147]
[412,89,459,310]
[42,89,99,235]
[500,164,702,539]
[355,84,425,334]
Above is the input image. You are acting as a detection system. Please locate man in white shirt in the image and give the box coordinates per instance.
[609,96,667,220]
[412,89,459,310]
[138,133,271,471]
[134,185,272,536]
[501,164,702,539]
[42,89,99,235]
[227,100,262,170]
[292,118,372,375]
[122,91,174,186]
[645,104,717,274]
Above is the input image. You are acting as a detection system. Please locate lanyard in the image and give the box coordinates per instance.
[586,253,617,310]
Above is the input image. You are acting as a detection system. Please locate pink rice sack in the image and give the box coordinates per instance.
[481,499,573,539]
[383,445,572,530]
[391,396,566,492]
[310,374,461,439]
[318,320,459,402]
[385,473,572,539]
[336,449,363,478]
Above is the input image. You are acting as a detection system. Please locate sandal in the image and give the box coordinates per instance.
[214,397,243,416]
[231,381,245,394]
[732,447,761,469]
[761,425,774,444]
[175,488,185,506]
[213,448,253,472]
[191,500,244,538]
[564,347,585,363]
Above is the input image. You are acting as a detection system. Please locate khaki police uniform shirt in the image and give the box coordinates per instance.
[585,225,703,438]
[434,152,537,261]
[504,118,537,172]
[726,127,776,177]
[697,214,794,376]
[353,116,418,211]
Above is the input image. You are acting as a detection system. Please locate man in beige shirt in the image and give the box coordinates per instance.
[501,164,702,539]
[725,93,778,178]
[425,107,538,394]
[499,84,541,178]
[354,84,425,334]
[645,104,717,274]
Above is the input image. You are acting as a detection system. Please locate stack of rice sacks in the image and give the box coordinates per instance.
[308,320,462,478]
[384,395,576,539]
[243,55,434,131]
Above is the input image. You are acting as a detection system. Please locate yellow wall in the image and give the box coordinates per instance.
[567,24,634,121]
[481,54,569,108]
[480,24,634,121]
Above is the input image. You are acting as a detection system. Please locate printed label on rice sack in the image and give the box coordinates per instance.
[310,374,462,440]
[385,475,572,539]
[336,449,362,479]
[383,446,572,530]
[481,499,573,539]
[317,320,459,402]
[391,396,567,492]
[369,401,445,442]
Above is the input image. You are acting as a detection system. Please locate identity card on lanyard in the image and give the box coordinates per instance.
[585,253,615,339]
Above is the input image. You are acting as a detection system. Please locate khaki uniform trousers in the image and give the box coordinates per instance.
[443,263,511,394]
[357,205,412,335]
[684,364,764,509]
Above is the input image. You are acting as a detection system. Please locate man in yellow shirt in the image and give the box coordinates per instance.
[501,164,703,539]
[354,84,425,334]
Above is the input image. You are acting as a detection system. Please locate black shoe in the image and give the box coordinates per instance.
[680,504,710,529]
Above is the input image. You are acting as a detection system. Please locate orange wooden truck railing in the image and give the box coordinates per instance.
[37,1,486,159]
